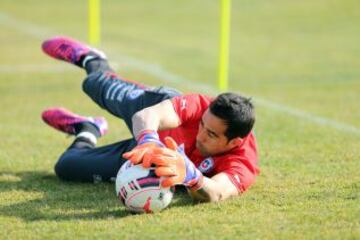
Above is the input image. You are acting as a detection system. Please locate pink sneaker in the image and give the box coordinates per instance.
[41,107,108,136]
[41,36,106,67]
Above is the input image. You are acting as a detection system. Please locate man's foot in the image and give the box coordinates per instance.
[41,36,107,67]
[41,107,108,137]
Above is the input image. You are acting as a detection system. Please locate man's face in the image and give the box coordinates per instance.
[195,109,238,157]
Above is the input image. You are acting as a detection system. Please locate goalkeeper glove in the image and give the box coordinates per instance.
[143,136,204,190]
[123,130,164,164]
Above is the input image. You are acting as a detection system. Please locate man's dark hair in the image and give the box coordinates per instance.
[209,92,255,140]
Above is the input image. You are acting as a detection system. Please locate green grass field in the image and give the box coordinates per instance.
[0,0,359,239]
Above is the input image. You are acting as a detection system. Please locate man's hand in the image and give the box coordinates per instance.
[143,137,204,190]
[122,130,163,164]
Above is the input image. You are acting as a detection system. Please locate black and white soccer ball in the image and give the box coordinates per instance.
[115,161,174,213]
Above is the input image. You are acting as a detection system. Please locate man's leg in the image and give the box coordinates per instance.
[55,137,136,183]
[82,71,181,132]
[42,107,136,182]
[42,36,182,134]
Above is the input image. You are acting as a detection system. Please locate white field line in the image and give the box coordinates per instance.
[0,12,57,38]
[0,64,76,73]
[111,57,360,135]
[1,11,359,135]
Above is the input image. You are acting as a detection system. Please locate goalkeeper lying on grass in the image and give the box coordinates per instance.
[41,36,259,202]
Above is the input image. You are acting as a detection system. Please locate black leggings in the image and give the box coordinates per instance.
[54,60,181,182]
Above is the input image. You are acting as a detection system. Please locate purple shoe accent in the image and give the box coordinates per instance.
[89,116,108,136]
[41,107,108,136]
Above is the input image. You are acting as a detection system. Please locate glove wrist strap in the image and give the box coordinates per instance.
[136,129,161,145]
[187,174,204,191]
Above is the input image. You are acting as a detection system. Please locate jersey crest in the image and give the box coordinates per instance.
[198,157,214,173]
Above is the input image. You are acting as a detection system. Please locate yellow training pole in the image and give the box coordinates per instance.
[218,0,231,91]
[88,0,100,46]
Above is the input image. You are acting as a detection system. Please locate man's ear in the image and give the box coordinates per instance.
[228,137,243,148]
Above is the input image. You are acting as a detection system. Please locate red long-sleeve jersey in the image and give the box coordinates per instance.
[158,94,259,192]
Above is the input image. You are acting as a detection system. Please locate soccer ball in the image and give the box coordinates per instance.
[115,161,174,213]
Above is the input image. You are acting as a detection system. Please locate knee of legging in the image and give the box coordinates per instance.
[54,153,74,181]
[82,72,102,93]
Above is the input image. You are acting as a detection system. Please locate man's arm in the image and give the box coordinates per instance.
[131,99,181,137]
[122,99,181,164]
[143,137,240,203]
[188,173,239,202]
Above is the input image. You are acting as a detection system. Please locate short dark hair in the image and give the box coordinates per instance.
[209,92,255,139]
